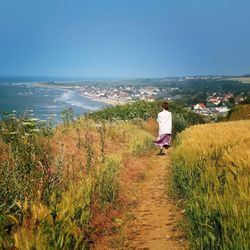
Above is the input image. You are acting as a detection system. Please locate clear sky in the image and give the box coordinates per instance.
[0,0,250,78]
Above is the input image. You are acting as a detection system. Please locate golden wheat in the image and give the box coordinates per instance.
[172,120,250,249]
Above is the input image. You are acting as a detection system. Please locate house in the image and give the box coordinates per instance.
[208,97,221,105]
[216,107,230,113]
[223,93,234,102]
[147,96,155,102]
[234,95,245,104]
[192,103,206,110]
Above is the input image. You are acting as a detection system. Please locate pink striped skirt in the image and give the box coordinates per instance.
[154,133,172,148]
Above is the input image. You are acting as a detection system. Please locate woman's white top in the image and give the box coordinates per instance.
[157,110,172,135]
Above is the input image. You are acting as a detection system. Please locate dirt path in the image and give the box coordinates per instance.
[126,154,187,250]
[92,152,187,250]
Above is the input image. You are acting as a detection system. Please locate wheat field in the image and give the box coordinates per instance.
[172,120,250,249]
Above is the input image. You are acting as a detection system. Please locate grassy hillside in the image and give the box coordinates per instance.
[87,100,205,136]
[171,120,250,249]
[227,104,250,121]
[0,116,155,249]
[0,100,204,249]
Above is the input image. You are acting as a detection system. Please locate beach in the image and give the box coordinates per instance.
[34,82,128,106]
[81,95,127,105]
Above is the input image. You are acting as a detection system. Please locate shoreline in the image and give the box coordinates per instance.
[33,82,75,89]
[81,94,127,105]
[33,82,128,106]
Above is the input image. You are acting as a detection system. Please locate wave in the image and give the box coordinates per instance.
[55,90,101,111]
[11,82,33,86]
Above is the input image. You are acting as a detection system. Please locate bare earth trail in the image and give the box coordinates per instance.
[126,154,187,250]
[93,152,187,250]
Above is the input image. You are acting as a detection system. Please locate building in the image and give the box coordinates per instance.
[192,103,206,110]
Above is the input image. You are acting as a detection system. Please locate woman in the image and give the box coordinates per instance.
[154,101,172,155]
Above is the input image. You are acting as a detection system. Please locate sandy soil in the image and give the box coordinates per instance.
[126,155,187,250]
[82,95,127,105]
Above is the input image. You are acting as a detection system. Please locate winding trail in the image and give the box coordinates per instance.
[126,154,187,250]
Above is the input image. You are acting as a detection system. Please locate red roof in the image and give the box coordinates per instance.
[199,103,206,109]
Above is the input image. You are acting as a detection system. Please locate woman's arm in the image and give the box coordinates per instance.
[157,113,161,123]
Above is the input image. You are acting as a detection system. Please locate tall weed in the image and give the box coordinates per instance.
[95,156,120,204]
[14,178,93,249]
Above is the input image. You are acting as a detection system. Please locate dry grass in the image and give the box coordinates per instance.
[0,116,157,249]
[227,104,250,121]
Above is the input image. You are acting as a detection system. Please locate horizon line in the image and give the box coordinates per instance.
[0,74,249,80]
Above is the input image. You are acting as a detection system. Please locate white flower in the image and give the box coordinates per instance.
[22,122,32,126]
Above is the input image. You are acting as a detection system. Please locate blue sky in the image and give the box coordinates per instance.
[0,0,250,78]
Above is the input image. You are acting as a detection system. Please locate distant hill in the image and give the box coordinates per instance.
[227,104,250,121]
[226,77,250,84]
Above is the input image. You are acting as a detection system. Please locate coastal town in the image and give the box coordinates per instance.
[73,81,247,119]
[36,75,249,120]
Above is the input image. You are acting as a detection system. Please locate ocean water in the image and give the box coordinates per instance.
[0,78,106,123]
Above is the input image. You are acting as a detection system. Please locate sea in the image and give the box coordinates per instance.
[0,76,107,124]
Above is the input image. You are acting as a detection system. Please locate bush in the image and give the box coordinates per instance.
[87,100,205,136]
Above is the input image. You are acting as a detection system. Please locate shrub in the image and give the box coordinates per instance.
[87,100,205,136]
